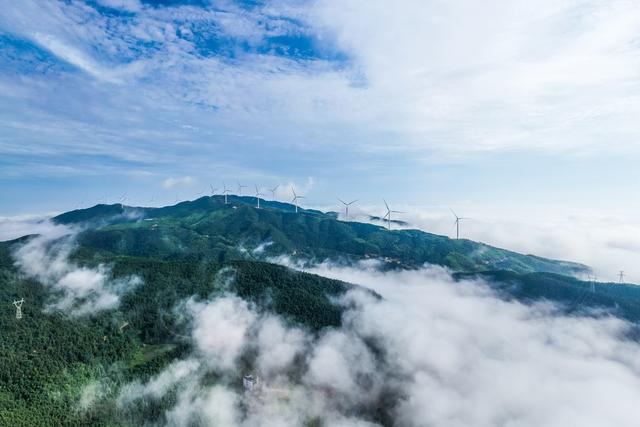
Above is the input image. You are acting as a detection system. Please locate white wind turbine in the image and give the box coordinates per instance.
[269,185,279,200]
[237,181,247,196]
[383,199,404,230]
[210,184,219,196]
[222,182,231,204]
[338,198,358,221]
[254,185,265,209]
[291,188,305,213]
[450,209,469,240]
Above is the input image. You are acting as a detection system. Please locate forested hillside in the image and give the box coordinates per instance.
[0,238,357,425]
[55,196,589,276]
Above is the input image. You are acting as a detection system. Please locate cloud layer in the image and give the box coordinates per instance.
[117,262,640,426]
[2,0,639,184]
[332,203,640,283]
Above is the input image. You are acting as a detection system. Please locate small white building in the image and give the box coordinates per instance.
[243,374,258,391]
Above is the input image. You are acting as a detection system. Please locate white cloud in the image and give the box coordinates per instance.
[0,214,58,241]
[162,176,195,190]
[351,204,640,283]
[188,295,257,370]
[95,0,142,13]
[11,221,141,315]
[274,177,315,203]
[309,0,640,154]
[256,316,306,378]
[118,261,640,426]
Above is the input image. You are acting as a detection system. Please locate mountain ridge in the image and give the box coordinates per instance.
[48,196,590,277]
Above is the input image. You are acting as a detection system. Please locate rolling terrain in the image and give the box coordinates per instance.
[0,196,636,425]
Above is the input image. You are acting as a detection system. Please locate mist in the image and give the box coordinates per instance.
[116,260,640,426]
[333,204,640,283]
[10,220,141,315]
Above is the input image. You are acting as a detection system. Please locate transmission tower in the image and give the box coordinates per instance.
[619,271,626,284]
[13,299,24,320]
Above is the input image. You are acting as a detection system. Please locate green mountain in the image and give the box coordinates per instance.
[2,196,636,426]
[54,196,589,276]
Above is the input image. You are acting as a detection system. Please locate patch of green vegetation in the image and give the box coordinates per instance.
[128,344,177,369]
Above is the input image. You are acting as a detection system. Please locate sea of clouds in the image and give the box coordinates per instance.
[3,212,640,425]
[333,204,640,283]
[116,260,640,426]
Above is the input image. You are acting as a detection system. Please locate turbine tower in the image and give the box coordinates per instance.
[587,274,597,293]
[451,209,468,240]
[383,199,403,230]
[269,186,279,200]
[237,181,247,196]
[619,271,626,284]
[254,185,265,209]
[13,298,24,320]
[291,188,305,213]
[222,182,231,204]
[338,198,358,221]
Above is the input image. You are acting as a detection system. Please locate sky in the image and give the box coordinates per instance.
[1,0,639,280]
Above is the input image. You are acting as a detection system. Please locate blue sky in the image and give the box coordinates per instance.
[1,0,640,279]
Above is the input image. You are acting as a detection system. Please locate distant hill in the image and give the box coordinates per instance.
[51,196,589,276]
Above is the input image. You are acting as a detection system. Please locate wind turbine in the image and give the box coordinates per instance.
[254,185,265,209]
[619,271,626,284]
[119,194,127,207]
[291,188,305,213]
[451,209,469,240]
[383,199,404,230]
[237,181,247,196]
[210,184,219,196]
[269,185,279,200]
[338,198,358,221]
[222,182,231,204]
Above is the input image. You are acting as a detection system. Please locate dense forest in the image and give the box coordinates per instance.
[0,237,358,425]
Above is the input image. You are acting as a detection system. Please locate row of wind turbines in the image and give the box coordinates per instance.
[212,182,306,213]
[208,181,470,239]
